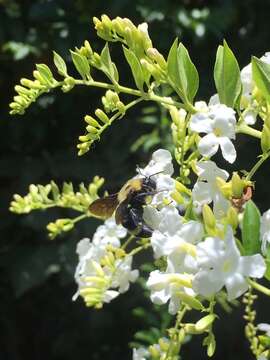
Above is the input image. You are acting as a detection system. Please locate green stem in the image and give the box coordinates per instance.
[236,123,262,139]
[72,79,186,109]
[164,305,188,360]
[121,235,135,250]
[246,151,270,181]
[128,242,151,256]
[248,279,270,296]
[72,213,88,224]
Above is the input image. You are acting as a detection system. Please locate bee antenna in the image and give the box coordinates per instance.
[149,170,164,179]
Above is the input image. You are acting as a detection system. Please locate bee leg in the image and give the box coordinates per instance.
[134,223,153,238]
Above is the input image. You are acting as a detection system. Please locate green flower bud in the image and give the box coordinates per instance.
[84,115,100,128]
[95,109,110,124]
[261,123,270,153]
[202,204,216,232]
[231,172,245,198]
[195,314,216,332]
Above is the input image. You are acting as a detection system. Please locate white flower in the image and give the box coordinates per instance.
[241,52,270,99]
[257,323,270,336]
[257,356,267,360]
[192,161,230,219]
[111,256,139,293]
[93,217,127,248]
[190,102,237,163]
[138,149,175,205]
[193,227,266,300]
[143,205,203,259]
[73,228,138,306]
[132,347,149,360]
[260,209,270,255]
[139,148,174,177]
[209,93,257,125]
[147,270,194,314]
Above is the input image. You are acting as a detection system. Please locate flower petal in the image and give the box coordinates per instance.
[239,254,266,278]
[192,181,213,205]
[225,273,248,300]
[198,133,219,158]
[190,113,213,133]
[193,269,223,297]
[219,137,236,163]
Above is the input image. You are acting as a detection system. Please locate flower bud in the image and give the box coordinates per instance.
[95,109,110,124]
[227,206,239,229]
[202,204,216,233]
[195,314,216,332]
[261,123,270,153]
[84,115,100,128]
[216,177,232,199]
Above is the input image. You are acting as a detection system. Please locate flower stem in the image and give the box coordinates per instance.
[72,79,187,109]
[246,151,270,181]
[248,279,270,296]
[236,123,262,139]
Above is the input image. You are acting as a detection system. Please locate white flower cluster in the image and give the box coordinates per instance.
[141,151,266,314]
[73,218,138,308]
[73,148,268,316]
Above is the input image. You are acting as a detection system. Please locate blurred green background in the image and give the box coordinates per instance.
[1,1,270,359]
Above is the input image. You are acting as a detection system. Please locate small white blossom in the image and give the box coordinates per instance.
[192,161,230,219]
[132,347,149,360]
[147,270,194,314]
[190,102,237,163]
[209,93,257,125]
[241,52,270,99]
[138,149,175,205]
[73,220,138,306]
[257,356,267,360]
[93,217,127,248]
[257,323,270,336]
[193,227,266,300]
[260,209,270,255]
[143,205,203,259]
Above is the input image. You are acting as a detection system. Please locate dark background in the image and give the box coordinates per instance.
[1,1,270,359]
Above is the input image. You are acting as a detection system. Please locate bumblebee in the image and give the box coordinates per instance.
[89,176,157,238]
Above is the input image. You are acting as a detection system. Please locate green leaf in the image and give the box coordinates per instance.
[70,51,90,80]
[167,38,179,89]
[53,51,67,77]
[100,43,119,83]
[252,56,270,102]
[123,46,144,91]
[242,200,261,255]
[36,63,54,84]
[177,43,199,102]
[214,40,242,108]
[167,39,199,102]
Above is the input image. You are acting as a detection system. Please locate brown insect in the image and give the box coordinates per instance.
[89,176,157,238]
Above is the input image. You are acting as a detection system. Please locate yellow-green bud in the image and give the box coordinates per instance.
[216,177,232,199]
[202,204,216,232]
[227,206,239,229]
[95,109,110,124]
[84,115,100,128]
[177,291,204,310]
[195,314,216,332]
[184,323,204,334]
[231,172,245,198]
[261,124,270,153]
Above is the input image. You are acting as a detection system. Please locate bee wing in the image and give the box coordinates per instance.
[89,194,119,219]
[115,200,128,225]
